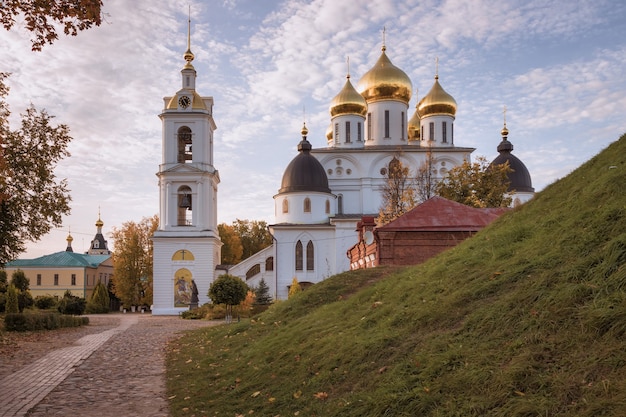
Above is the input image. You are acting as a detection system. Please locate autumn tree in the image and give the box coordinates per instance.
[111,215,158,308]
[218,219,272,264]
[415,148,438,203]
[208,274,249,323]
[5,284,19,314]
[11,269,33,311]
[378,156,417,225]
[233,219,273,260]
[0,73,72,267]
[436,156,513,208]
[288,277,302,298]
[218,223,243,264]
[1,0,103,51]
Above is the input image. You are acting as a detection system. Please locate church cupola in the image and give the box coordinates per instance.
[88,211,111,255]
[328,67,367,149]
[417,60,457,148]
[275,124,335,224]
[407,89,420,142]
[65,230,74,252]
[356,35,412,147]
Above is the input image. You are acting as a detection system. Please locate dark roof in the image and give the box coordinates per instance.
[7,251,111,268]
[491,138,534,192]
[279,138,330,194]
[379,196,508,232]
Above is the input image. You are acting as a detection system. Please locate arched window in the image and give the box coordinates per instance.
[295,240,303,271]
[177,185,192,226]
[282,198,289,214]
[306,241,314,271]
[246,264,261,280]
[325,199,330,214]
[177,126,192,163]
[265,256,274,271]
[337,194,343,214]
[304,197,311,213]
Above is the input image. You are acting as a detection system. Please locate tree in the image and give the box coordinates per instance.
[0,73,72,267]
[111,215,158,308]
[5,284,18,314]
[1,0,104,51]
[254,277,273,305]
[57,289,86,315]
[11,269,33,311]
[0,269,7,293]
[86,280,110,313]
[208,274,249,323]
[10,269,29,291]
[436,156,513,208]
[232,219,273,260]
[218,219,272,264]
[218,223,243,264]
[288,277,302,298]
[415,148,438,203]
[378,156,418,225]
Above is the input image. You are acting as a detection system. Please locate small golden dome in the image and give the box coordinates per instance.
[326,123,333,142]
[95,218,103,228]
[66,233,74,243]
[501,124,509,138]
[330,75,367,117]
[408,107,420,141]
[357,48,412,104]
[301,122,309,138]
[418,76,457,117]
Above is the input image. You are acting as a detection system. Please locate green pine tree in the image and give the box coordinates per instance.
[87,281,110,313]
[254,278,273,305]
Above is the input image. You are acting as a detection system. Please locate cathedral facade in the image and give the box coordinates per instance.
[152,31,533,311]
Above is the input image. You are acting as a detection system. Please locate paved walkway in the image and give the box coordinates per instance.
[0,314,218,417]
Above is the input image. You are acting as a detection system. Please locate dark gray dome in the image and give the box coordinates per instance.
[491,137,534,193]
[279,136,330,194]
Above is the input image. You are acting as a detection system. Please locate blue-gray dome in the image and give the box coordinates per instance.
[279,125,330,194]
[491,131,534,193]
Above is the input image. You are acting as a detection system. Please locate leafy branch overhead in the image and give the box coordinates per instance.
[1,0,104,51]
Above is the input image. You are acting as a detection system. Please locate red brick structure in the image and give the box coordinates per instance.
[348,197,508,269]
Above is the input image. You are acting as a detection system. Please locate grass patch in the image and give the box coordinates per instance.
[166,134,626,416]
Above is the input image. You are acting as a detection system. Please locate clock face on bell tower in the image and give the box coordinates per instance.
[178,95,191,109]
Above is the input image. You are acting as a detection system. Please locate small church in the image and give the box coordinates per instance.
[151,25,534,314]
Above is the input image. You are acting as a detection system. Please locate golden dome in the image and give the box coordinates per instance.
[357,48,412,104]
[166,91,208,110]
[66,233,74,243]
[326,123,333,142]
[301,122,309,137]
[408,107,420,141]
[418,76,457,117]
[330,75,367,117]
[95,218,103,228]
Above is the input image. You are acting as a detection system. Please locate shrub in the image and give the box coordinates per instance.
[11,269,30,292]
[57,290,86,315]
[5,284,19,314]
[34,295,58,310]
[4,311,89,332]
[17,290,34,312]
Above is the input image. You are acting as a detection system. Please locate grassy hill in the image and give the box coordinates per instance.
[167,134,626,416]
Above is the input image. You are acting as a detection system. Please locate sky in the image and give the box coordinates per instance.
[1,0,625,258]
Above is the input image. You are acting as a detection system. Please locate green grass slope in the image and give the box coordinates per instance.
[167,134,626,416]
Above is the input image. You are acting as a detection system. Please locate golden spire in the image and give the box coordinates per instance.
[382,26,387,52]
[501,105,509,137]
[183,6,195,68]
[435,56,439,80]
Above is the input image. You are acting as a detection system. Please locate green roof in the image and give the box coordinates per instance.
[7,251,111,268]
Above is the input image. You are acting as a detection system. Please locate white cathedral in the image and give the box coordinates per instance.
[151,31,533,314]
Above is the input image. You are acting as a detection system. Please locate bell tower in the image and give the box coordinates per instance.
[152,16,221,315]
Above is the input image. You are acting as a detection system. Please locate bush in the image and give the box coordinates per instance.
[34,295,58,310]
[57,291,86,315]
[3,311,89,331]
[17,290,34,312]
[5,284,19,314]
[180,303,227,320]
